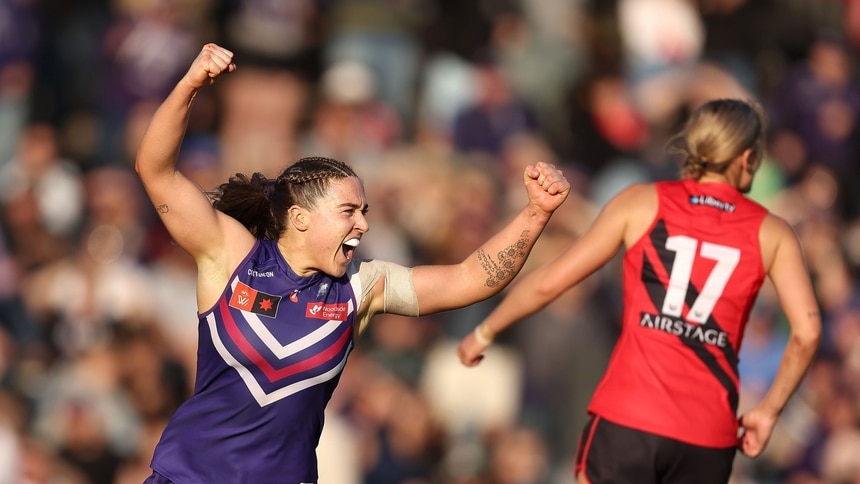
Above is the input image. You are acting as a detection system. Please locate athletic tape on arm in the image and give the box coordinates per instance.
[354,259,419,317]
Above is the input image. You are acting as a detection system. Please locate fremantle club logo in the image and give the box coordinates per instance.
[228,281,282,318]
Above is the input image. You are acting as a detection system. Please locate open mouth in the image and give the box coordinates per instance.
[342,238,360,260]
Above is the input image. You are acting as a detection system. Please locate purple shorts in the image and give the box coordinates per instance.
[143,471,174,484]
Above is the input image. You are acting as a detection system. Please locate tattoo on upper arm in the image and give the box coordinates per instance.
[156,204,169,214]
[478,231,530,287]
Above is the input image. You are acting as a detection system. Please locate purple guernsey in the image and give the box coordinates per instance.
[150,239,357,483]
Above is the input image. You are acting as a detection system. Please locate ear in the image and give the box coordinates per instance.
[288,206,310,232]
[741,148,760,175]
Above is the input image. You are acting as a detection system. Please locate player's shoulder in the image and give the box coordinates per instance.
[351,258,411,292]
[760,212,796,239]
[612,182,657,205]
[350,258,382,285]
[605,183,658,217]
[352,258,403,276]
[758,212,805,272]
[757,212,801,262]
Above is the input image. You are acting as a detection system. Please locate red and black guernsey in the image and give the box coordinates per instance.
[588,180,769,448]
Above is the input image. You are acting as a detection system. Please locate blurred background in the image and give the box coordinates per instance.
[0,0,859,482]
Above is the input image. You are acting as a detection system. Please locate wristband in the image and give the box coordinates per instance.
[474,324,494,346]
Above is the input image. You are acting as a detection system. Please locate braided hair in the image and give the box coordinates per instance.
[667,99,767,180]
[209,156,359,240]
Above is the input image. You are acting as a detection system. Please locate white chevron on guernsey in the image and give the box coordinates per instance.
[207,312,353,407]
[229,277,354,358]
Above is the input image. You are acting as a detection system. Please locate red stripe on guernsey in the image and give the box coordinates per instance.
[218,299,351,383]
[575,416,600,483]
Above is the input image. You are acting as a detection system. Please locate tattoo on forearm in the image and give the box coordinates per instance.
[156,204,169,214]
[478,231,530,287]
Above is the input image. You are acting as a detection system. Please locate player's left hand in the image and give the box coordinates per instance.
[737,406,778,458]
[523,161,570,218]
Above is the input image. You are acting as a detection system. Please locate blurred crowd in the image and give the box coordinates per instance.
[0,0,859,483]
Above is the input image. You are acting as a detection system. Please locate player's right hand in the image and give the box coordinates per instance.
[184,43,236,90]
[457,331,488,367]
[523,161,570,219]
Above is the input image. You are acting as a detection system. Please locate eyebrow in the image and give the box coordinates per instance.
[339,201,369,212]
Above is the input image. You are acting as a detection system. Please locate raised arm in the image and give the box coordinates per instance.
[409,162,569,315]
[738,215,821,458]
[135,43,241,258]
[134,43,254,307]
[457,183,655,366]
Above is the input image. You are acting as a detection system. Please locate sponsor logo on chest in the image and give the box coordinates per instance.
[306,302,349,321]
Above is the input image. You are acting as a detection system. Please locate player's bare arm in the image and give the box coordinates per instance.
[738,214,821,458]
[135,44,252,307]
[457,183,653,366]
[412,162,569,315]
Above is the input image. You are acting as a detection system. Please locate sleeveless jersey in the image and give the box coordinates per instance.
[150,239,360,483]
[587,180,769,447]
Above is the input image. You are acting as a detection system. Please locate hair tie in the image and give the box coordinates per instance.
[262,181,275,201]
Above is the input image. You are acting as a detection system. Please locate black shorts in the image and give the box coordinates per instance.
[574,415,737,484]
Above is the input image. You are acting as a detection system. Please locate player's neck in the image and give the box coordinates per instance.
[697,166,742,190]
[696,173,732,186]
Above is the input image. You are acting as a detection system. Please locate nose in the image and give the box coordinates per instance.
[356,212,370,233]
